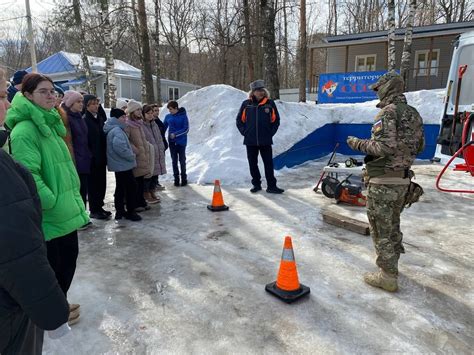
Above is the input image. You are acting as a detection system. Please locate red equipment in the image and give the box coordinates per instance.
[436,64,474,194]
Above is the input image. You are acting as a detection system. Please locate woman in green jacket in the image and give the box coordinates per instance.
[5,73,89,325]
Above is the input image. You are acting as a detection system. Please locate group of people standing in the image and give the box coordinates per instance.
[0,70,190,353]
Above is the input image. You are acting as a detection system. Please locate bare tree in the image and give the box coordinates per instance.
[160,0,196,81]
[153,0,162,105]
[137,0,155,103]
[400,0,416,82]
[243,0,255,82]
[99,0,116,108]
[299,0,306,102]
[387,0,396,70]
[261,0,280,99]
[73,0,95,94]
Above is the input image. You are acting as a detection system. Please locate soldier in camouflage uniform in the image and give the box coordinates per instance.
[347,71,425,292]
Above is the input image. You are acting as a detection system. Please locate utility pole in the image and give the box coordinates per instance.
[25,0,37,72]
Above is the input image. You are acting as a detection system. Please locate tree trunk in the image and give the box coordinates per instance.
[283,0,289,88]
[131,0,146,101]
[153,0,162,105]
[298,0,306,102]
[100,0,116,108]
[137,0,155,104]
[73,0,95,95]
[400,0,416,84]
[387,0,396,71]
[243,0,255,82]
[260,0,280,99]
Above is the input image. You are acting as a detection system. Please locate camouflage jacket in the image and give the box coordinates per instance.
[359,94,425,178]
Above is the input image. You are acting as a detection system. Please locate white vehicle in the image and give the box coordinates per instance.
[434,30,474,192]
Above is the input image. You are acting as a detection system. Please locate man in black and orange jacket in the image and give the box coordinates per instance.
[236,80,284,194]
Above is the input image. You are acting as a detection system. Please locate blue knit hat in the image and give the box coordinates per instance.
[12,70,28,85]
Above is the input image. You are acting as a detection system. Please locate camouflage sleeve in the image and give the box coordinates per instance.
[357,107,398,156]
[417,129,425,153]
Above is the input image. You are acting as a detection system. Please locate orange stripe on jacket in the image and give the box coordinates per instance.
[271,109,276,123]
[241,108,247,123]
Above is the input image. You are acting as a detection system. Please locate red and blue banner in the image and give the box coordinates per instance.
[317,71,388,104]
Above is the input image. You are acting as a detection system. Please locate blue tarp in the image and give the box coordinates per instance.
[318,71,388,104]
[274,123,439,170]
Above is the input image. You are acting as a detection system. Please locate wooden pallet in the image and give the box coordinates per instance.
[322,209,370,236]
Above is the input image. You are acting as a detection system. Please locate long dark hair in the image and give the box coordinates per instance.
[21,73,54,95]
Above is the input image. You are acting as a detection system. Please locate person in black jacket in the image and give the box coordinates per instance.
[152,104,168,190]
[236,80,284,194]
[0,149,69,354]
[83,95,111,219]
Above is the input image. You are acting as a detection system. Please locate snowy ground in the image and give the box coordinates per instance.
[43,158,473,354]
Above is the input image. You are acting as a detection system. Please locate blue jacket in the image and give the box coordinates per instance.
[164,107,189,146]
[236,96,280,146]
[103,117,136,172]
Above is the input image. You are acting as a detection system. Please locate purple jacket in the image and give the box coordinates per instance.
[65,106,92,174]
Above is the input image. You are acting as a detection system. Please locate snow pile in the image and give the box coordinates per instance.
[160,85,445,185]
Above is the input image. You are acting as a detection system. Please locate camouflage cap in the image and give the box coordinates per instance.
[370,70,403,91]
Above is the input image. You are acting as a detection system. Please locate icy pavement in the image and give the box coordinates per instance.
[43,160,473,354]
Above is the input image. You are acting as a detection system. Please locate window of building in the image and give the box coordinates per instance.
[168,87,180,100]
[414,49,440,76]
[355,55,377,72]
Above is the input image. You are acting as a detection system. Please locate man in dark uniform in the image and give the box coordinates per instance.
[236,80,284,194]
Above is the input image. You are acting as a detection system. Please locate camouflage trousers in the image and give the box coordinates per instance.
[367,183,409,275]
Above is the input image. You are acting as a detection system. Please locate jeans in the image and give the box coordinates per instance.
[169,142,187,180]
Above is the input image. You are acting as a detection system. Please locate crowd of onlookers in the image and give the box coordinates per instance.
[0,69,189,354]
[1,69,282,354]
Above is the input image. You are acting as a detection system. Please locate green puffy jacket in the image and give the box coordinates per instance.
[5,94,88,241]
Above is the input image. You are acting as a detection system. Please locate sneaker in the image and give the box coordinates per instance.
[125,212,142,221]
[68,310,80,326]
[250,185,262,193]
[90,211,110,220]
[144,192,160,204]
[100,208,112,217]
[78,221,92,231]
[266,186,284,194]
[69,303,80,312]
[363,270,398,292]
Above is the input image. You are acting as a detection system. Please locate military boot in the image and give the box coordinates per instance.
[363,269,398,292]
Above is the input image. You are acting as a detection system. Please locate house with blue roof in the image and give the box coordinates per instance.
[26,51,200,104]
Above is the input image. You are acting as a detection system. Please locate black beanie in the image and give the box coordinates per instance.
[110,108,126,119]
[83,94,98,108]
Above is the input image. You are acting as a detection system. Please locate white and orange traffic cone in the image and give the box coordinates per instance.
[265,236,310,303]
[207,180,229,212]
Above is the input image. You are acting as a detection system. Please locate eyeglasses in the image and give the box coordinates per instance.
[34,89,57,97]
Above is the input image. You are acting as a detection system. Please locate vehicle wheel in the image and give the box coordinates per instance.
[321,176,339,198]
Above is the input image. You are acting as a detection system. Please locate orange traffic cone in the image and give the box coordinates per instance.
[207,180,229,212]
[265,236,310,303]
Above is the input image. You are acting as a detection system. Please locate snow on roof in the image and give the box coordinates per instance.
[158,84,444,185]
[61,51,140,74]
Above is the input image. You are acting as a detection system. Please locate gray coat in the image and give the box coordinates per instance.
[143,120,167,176]
[103,117,137,172]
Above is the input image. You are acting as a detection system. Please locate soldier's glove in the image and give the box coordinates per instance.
[347,136,361,151]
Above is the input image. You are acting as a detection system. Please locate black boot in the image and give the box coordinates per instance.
[266,186,284,194]
[174,177,180,187]
[250,185,262,193]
